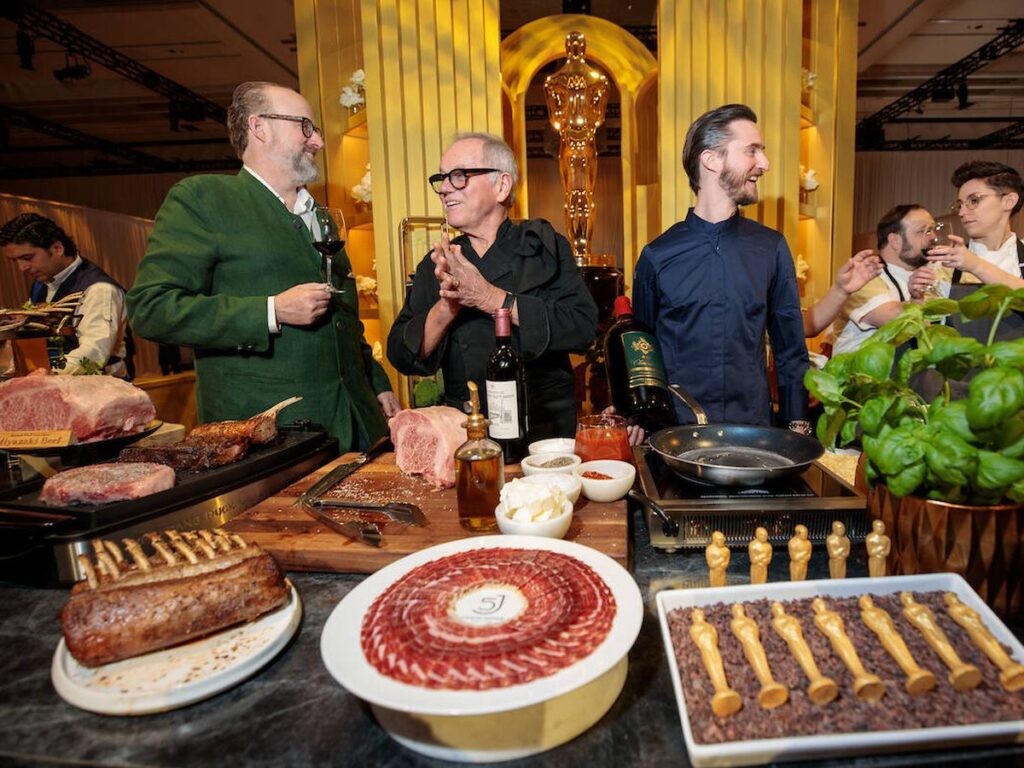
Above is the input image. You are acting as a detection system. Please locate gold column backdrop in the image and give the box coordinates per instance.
[294,0,502,398]
[360,0,502,356]
[659,0,803,251]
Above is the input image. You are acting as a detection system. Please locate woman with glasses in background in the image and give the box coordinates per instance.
[920,161,1023,396]
[927,160,1024,292]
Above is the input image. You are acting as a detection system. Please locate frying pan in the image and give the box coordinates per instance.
[648,385,823,486]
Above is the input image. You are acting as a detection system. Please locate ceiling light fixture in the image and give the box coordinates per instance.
[53,53,91,83]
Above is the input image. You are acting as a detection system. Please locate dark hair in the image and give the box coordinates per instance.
[876,204,924,250]
[227,81,278,159]
[681,104,758,195]
[0,213,78,257]
[950,160,1023,215]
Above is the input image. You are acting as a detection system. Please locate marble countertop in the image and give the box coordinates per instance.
[2,503,1024,768]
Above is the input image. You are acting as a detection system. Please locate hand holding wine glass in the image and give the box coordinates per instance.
[313,206,348,294]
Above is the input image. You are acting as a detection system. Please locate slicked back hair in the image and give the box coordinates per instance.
[681,104,758,195]
[228,81,280,159]
[0,213,78,257]
[951,160,1023,216]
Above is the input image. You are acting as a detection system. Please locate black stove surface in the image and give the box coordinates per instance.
[0,426,337,538]
[643,449,818,500]
[633,445,868,551]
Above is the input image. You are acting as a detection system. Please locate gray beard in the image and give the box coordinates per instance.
[293,152,320,185]
[720,166,758,206]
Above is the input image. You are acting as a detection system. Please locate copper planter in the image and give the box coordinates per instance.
[866,482,1024,620]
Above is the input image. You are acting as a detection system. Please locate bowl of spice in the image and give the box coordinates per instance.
[575,460,636,502]
[520,452,582,477]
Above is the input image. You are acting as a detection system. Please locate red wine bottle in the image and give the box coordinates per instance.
[486,307,528,463]
[604,295,676,433]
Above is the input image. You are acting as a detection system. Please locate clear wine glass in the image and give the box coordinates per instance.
[313,206,347,294]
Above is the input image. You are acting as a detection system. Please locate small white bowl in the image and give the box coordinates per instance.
[528,437,576,456]
[520,452,581,476]
[495,499,574,539]
[575,460,636,502]
[520,472,582,505]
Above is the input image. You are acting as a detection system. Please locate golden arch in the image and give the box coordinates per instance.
[500,14,657,277]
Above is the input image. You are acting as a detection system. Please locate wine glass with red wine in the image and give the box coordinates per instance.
[313,206,348,294]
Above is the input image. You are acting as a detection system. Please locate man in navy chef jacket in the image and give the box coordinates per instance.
[632,104,810,431]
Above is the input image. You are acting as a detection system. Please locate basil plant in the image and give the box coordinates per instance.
[805,284,1024,505]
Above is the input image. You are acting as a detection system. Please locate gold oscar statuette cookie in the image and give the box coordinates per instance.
[730,603,789,709]
[858,595,936,695]
[748,527,772,585]
[788,525,812,581]
[900,592,982,692]
[812,597,886,701]
[770,602,839,705]
[865,519,890,578]
[826,520,850,579]
[705,531,730,588]
[689,608,743,717]
[944,592,1024,692]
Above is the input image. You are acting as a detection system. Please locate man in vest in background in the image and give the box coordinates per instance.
[1,213,132,378]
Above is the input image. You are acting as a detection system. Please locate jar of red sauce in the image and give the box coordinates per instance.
[575,414,632,463]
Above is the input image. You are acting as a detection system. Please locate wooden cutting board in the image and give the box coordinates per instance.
[225,452,630,573]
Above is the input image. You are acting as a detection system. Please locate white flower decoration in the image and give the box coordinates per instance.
[350,69,365,87]
[352,163,372,203]
[340,85,364,109]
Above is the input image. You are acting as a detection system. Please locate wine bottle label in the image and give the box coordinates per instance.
[485,380,521,439]
[621,331,669,389]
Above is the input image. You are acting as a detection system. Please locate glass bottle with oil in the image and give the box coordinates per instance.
[455,381,504,532]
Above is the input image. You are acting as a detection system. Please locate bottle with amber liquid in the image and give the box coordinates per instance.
[486,307,528,463]
[604,295,677,433]
[455,381,503,532]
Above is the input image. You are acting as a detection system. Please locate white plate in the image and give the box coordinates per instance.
[656,574,1024,767]
[321,535,642,716]
[52,583,301,715]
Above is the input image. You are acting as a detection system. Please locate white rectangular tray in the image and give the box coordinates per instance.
[656,574,1024,767]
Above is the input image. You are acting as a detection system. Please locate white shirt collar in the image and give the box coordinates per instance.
[969,232,1018,258]
[243,165,316,217]
[47,255,82,291]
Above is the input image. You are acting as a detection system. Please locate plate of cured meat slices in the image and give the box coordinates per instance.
[320,535,643,763]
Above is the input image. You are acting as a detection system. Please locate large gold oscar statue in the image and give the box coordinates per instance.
[544,32,609,266]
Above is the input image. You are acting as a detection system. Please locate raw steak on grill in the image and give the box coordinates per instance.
[389,406,466,488]
[39,462,175,505]
[0,376,156,442]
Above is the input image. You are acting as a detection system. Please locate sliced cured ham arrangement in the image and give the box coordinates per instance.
[360,547,617,690]
[0,375,156,442]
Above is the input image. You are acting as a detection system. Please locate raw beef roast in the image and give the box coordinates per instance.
[0,376,156,441]
[389,406,467,488]
[40,462,175,505]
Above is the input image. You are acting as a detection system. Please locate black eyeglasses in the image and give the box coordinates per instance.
[428,168,499,193]
[258,113,322,139]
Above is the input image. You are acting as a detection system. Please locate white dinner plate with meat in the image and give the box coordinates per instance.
[321,535,642,715]
[51,583,301,715]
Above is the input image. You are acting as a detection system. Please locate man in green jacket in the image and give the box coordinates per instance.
[128,81,399,450]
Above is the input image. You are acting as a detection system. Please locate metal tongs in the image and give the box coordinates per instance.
[298,437,426,546]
